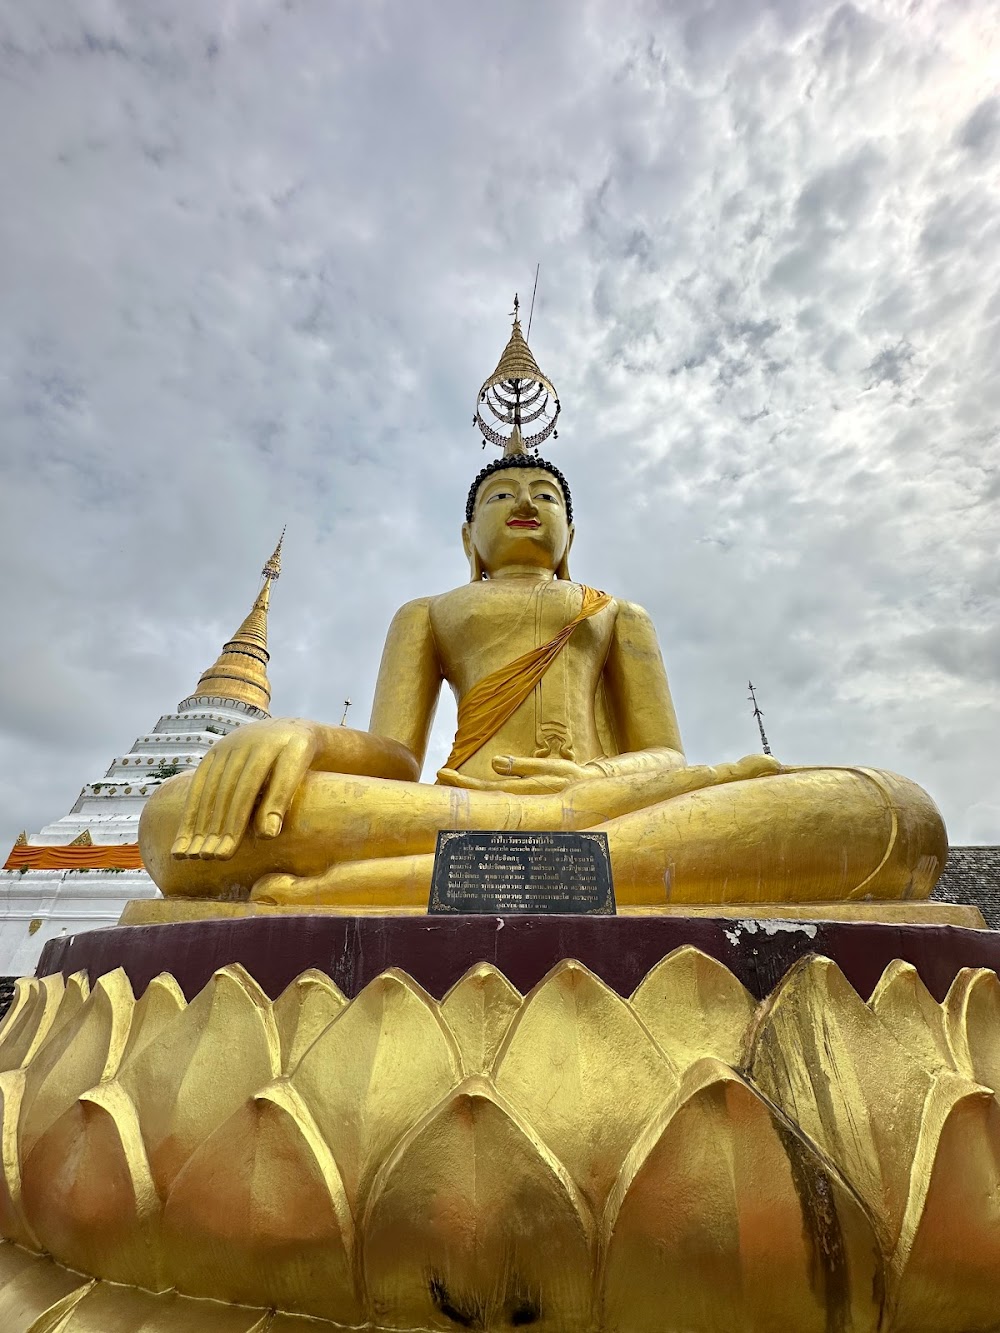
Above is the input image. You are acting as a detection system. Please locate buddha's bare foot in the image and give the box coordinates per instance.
[251,853,435,908]
[251,873,314,906]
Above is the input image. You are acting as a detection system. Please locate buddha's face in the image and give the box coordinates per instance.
[464,467,573,577]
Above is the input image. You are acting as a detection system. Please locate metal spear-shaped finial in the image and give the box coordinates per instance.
[747,681,772,756]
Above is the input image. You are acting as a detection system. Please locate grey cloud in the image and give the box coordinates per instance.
[957,97,1000,158]
[0,0,997,855]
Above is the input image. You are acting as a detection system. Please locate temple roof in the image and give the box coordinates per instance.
[932,845,1000,928]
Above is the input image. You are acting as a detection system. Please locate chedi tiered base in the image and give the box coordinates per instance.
[2,916,1000,1331]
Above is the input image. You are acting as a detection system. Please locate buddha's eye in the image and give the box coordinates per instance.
[536,491,558,503]
[487,490,514,502]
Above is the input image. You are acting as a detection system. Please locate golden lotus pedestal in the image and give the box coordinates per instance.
[1,898,999,1333]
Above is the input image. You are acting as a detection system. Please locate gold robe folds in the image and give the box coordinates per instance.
[442,585,612,772]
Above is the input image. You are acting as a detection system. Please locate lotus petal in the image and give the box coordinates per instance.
[601,1059,884,1333]
[0,1074,40,1252]
[19,970,134,1159]
[630,946,757,1072]
[891,1081,1000,1331]
[494,959,676,1213]
[162,1081,359,1324]
[0,983,39,1067]
[747,955,933,1248]
[291,968,461,1210]
[21,1082,164,1293]
[0,976,65,1074]
[42,1279,273,1330]
[272,969,346,1075]
[943,968,1000,1092]
[363,1075,594,1331]
[45,972,91,1038]
[440,963,522,1074]
[869,961,953,1074]
[120,975,185,1066]
[0,1242,92,1331]
[119,965,280,1198]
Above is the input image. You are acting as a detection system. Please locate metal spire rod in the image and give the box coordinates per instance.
[747,681,772,756]
[526,263,540,341]
[339,699,352,727]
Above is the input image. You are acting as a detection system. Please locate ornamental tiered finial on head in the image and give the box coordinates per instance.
[474,293,561,458]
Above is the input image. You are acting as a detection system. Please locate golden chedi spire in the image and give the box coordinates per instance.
[474,293,560,457]
[180,531,284,717]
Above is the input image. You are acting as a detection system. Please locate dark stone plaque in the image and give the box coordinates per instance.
[428,829,615,915]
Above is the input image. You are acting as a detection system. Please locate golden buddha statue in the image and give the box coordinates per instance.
[139,304,947,909]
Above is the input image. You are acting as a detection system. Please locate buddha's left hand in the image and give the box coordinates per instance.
[437,755,601,793]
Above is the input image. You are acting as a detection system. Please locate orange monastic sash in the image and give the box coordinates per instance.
[444,585,612,772]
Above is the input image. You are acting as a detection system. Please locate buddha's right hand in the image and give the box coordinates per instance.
[171,719,320,860]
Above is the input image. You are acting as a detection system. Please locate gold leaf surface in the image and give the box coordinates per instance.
[119,975,186,1067]
[161,1081,359,1324]
[748,955,933,1249]
[363,1075,594,1332]
[943,967,1000,1092]
[42,1279,273,1331]
[271,969,347,1075]
[869,961,954,1074]
[0,976,66,1075]
[439,962,522,1074]
[20,970,134,1159]
[290,968,462,1211]
[118,965,281,1198]
[630,944,757,1072]
[890,1081,1000,1332]
[494,959,676,1214]
[602,1058,884,1333]
[21,1083,164,1293]
[0,1073,40,1253]
[0,1242,91,1332]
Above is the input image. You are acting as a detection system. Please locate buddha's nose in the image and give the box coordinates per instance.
[512,489,538,515]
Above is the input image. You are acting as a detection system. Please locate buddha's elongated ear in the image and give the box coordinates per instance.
[462,522,486,581]
[556,525,575,581]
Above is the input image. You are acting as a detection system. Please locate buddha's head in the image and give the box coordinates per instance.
[463,454,574,580]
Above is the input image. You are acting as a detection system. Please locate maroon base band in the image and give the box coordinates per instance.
[35,913,1000,1003]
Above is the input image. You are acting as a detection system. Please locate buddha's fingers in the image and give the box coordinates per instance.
[253,733,314,838]
[199,748,254,858]
[189,747,233,858]
[171,754,216,857]
[713,754,784,784]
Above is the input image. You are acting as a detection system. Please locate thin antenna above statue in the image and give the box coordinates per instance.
[526,263,540,341]
[340,699,352,727]
[747,681,772,756]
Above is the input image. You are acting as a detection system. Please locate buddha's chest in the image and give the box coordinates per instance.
[431,583,614,686]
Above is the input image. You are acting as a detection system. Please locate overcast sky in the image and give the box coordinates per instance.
[1,0,997,855]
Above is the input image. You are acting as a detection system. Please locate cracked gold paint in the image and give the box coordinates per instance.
[1,951,1000,1328]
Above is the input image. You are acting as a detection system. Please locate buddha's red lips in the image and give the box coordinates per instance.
[507,519,541,528]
